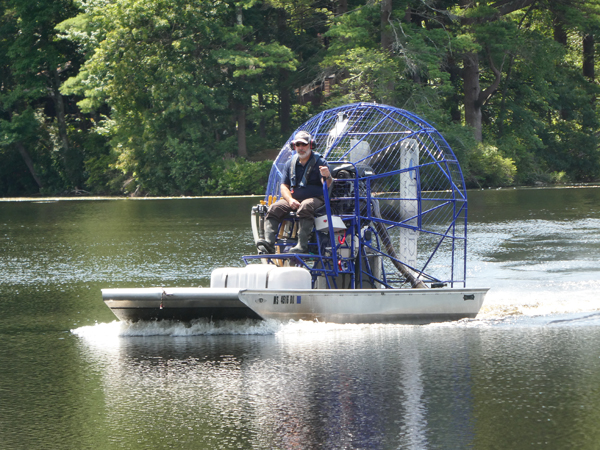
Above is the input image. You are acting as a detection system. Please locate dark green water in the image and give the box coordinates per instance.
[1,189,599,449]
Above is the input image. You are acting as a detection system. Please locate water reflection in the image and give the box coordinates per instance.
[397,345,428,449]
[71,321,483,449]
[70,317,600,449]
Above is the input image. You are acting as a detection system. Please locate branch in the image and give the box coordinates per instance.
[478,50,504,107]
[16,142,43,189]
[491,0,538,16]
[461,0,539,24]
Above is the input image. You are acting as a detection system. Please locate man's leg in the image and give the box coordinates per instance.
[257,199,291,254]
[295,197,324,219]
[289,197,324,253]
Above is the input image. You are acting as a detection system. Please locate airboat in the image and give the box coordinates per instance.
[103,103,488,324]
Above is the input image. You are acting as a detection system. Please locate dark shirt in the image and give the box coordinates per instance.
[282,152,329,201]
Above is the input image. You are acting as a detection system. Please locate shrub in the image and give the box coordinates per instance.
[465,143,516,188]
[207,158,273,195]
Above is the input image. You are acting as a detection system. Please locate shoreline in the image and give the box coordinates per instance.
[1,183,599,202]
[0,194,264,202]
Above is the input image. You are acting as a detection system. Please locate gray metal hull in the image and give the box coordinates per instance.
[102,287,261,321]
[103,286,488,324]
[238,288,489,324]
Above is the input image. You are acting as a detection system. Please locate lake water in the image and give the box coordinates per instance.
[1,188,599,449]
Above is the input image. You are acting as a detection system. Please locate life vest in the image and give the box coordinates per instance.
[289,152,321,188]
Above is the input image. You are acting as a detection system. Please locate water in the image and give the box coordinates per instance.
[467,187,600,319]
[1,188,599,449]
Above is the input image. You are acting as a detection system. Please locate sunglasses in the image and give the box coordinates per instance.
[294,142,309,147]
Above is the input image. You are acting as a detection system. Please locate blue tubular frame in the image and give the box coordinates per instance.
[247,102,470,290]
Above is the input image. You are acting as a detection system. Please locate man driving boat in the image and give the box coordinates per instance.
[257,130,333,254]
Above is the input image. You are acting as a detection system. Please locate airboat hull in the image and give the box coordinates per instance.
[102,286,488,324]
[238,288,488,324]
[102,287,261,321]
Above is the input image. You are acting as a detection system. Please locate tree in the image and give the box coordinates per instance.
[320,0,600,184]
[0,0,83,194]
[1,0,595,196]
[60,0,295,195]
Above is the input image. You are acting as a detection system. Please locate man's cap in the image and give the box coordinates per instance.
[292,130,312,144]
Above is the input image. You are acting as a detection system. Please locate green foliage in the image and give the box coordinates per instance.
[78,130,125,194]
[0,0,87,194]
[2,0,600,197]
[205,158,272,195]
[465,143,517,188]
[322,7,455,121]
[0,108,60,195]
[58,0,296,195]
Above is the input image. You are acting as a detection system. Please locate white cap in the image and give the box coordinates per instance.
[292,130,311,145]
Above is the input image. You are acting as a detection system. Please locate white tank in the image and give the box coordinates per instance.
[266,267,311,290]
[210,265,311,290]
[210,267,237,288]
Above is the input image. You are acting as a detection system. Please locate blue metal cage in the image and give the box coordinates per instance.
[255,102,468,289]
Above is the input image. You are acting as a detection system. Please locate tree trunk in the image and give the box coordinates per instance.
[447,56,462,123]
[337,0,348,15]
[16,142,43,189]
[258,92,266,139]
[49,69,82,186]
[463,49,503,142]
[552,14,570,119]
[463,52,483,142]
[553,19,567,45]
[498,57,514,137]
[50,70,70,161]
[236,105,247,157]
[236,4,243,25]
[381,0,393,51]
